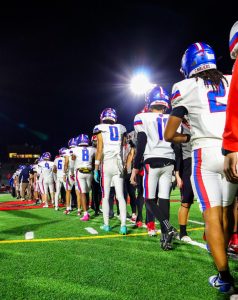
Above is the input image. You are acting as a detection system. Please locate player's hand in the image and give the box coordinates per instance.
[94,170,100,183]
[130,168,139,186]
[63,175,66,182]
[224,152,238,183]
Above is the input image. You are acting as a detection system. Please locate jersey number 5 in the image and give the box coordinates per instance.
[207,82,226,113]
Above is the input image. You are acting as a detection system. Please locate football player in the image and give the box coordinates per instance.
[130,86,177,249]
[91,135,102,216]
[38,152,55,207]
[72,134,95,221]
[63,138,77,214]
[174,117,194,241]
[53,147,68,210]
[93,108,127,234]
[164,42,238,293]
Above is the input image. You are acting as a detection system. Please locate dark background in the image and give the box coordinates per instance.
[0,1,237,157]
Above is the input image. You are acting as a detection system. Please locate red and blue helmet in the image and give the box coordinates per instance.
[100,108,117,123]
[59,147,68,156]
[77,134,89,146]
[230,21,238,59]
[180,42,217,78]
[146,85,170,109]
[68,137,78,148]
[41,152,51,160]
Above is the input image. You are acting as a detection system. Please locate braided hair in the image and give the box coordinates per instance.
[192,69,228,91]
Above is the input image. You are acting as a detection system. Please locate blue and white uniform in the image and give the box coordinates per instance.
[72,146,95,193]
[134,112,175,199]
[171,75,237,211]
[93,123,127,226]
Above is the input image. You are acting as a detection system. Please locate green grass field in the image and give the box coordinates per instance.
[0,190,236,300]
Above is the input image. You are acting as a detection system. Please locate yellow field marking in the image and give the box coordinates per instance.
[0,227,204,244]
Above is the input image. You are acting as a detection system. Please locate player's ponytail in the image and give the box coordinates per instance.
[192,69,228,91]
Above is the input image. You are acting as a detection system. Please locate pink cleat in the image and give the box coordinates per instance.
[80,213,90,221]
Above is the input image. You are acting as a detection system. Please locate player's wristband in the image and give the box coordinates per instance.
[95,160,100,166]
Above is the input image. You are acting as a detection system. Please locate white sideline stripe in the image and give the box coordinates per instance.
[186,240,207,250]
[85,227,98,235]
[188,219,204,225]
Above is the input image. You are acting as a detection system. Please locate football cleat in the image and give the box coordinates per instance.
[209,274,235,294]
[119,226,127,235]
[180,235,192,242]
[130,213,137,223]
[64,210,71,215]
[136,221,143,228]
[148,230,157,237]
[161,227,178,251]
[228,233,238,254]
[100,225,111,232]
[80,213,90,221]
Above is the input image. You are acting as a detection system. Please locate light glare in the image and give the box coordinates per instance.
[130,74,153,95]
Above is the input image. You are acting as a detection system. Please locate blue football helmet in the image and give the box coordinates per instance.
[146,85,170,109]
[100,108,117,123]
[68,137,78,148]
[41,152,51,160]
[77,134,89,146]
[180,42,217,78]
[59,147,68,156]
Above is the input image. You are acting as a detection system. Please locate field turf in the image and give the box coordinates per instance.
[0,191,236,300]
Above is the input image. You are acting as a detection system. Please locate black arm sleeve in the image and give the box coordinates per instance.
[134,132,147,169]
[170,106,188,118]
[171,143,182,172]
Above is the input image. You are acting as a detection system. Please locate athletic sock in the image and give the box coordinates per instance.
[179,225,187,238]
[219,270,234,283]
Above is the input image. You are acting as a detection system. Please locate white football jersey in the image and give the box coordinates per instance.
[53,156,65,178]
[71,146,96,169]
[171,75,231,150]
[38,160,54,180]
[66,148,75,172]
[134,112,175,160]
[93,123,127,160]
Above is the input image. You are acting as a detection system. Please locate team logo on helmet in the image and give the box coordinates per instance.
[180,42,216,78]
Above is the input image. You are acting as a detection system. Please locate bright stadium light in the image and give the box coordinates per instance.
[130,73,154,95]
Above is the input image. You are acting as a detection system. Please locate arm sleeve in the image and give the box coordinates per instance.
[223,58,238,152]
[172,143,182,171]
[134,132,147,169]
[170,106,188,118]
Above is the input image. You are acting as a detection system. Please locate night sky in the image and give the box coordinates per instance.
[0,1,237,156]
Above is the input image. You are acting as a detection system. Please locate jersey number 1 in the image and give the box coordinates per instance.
[109,126,119,141]
[157,117,168,140]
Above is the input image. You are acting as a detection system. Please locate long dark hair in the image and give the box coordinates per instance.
[192,69,228,91]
